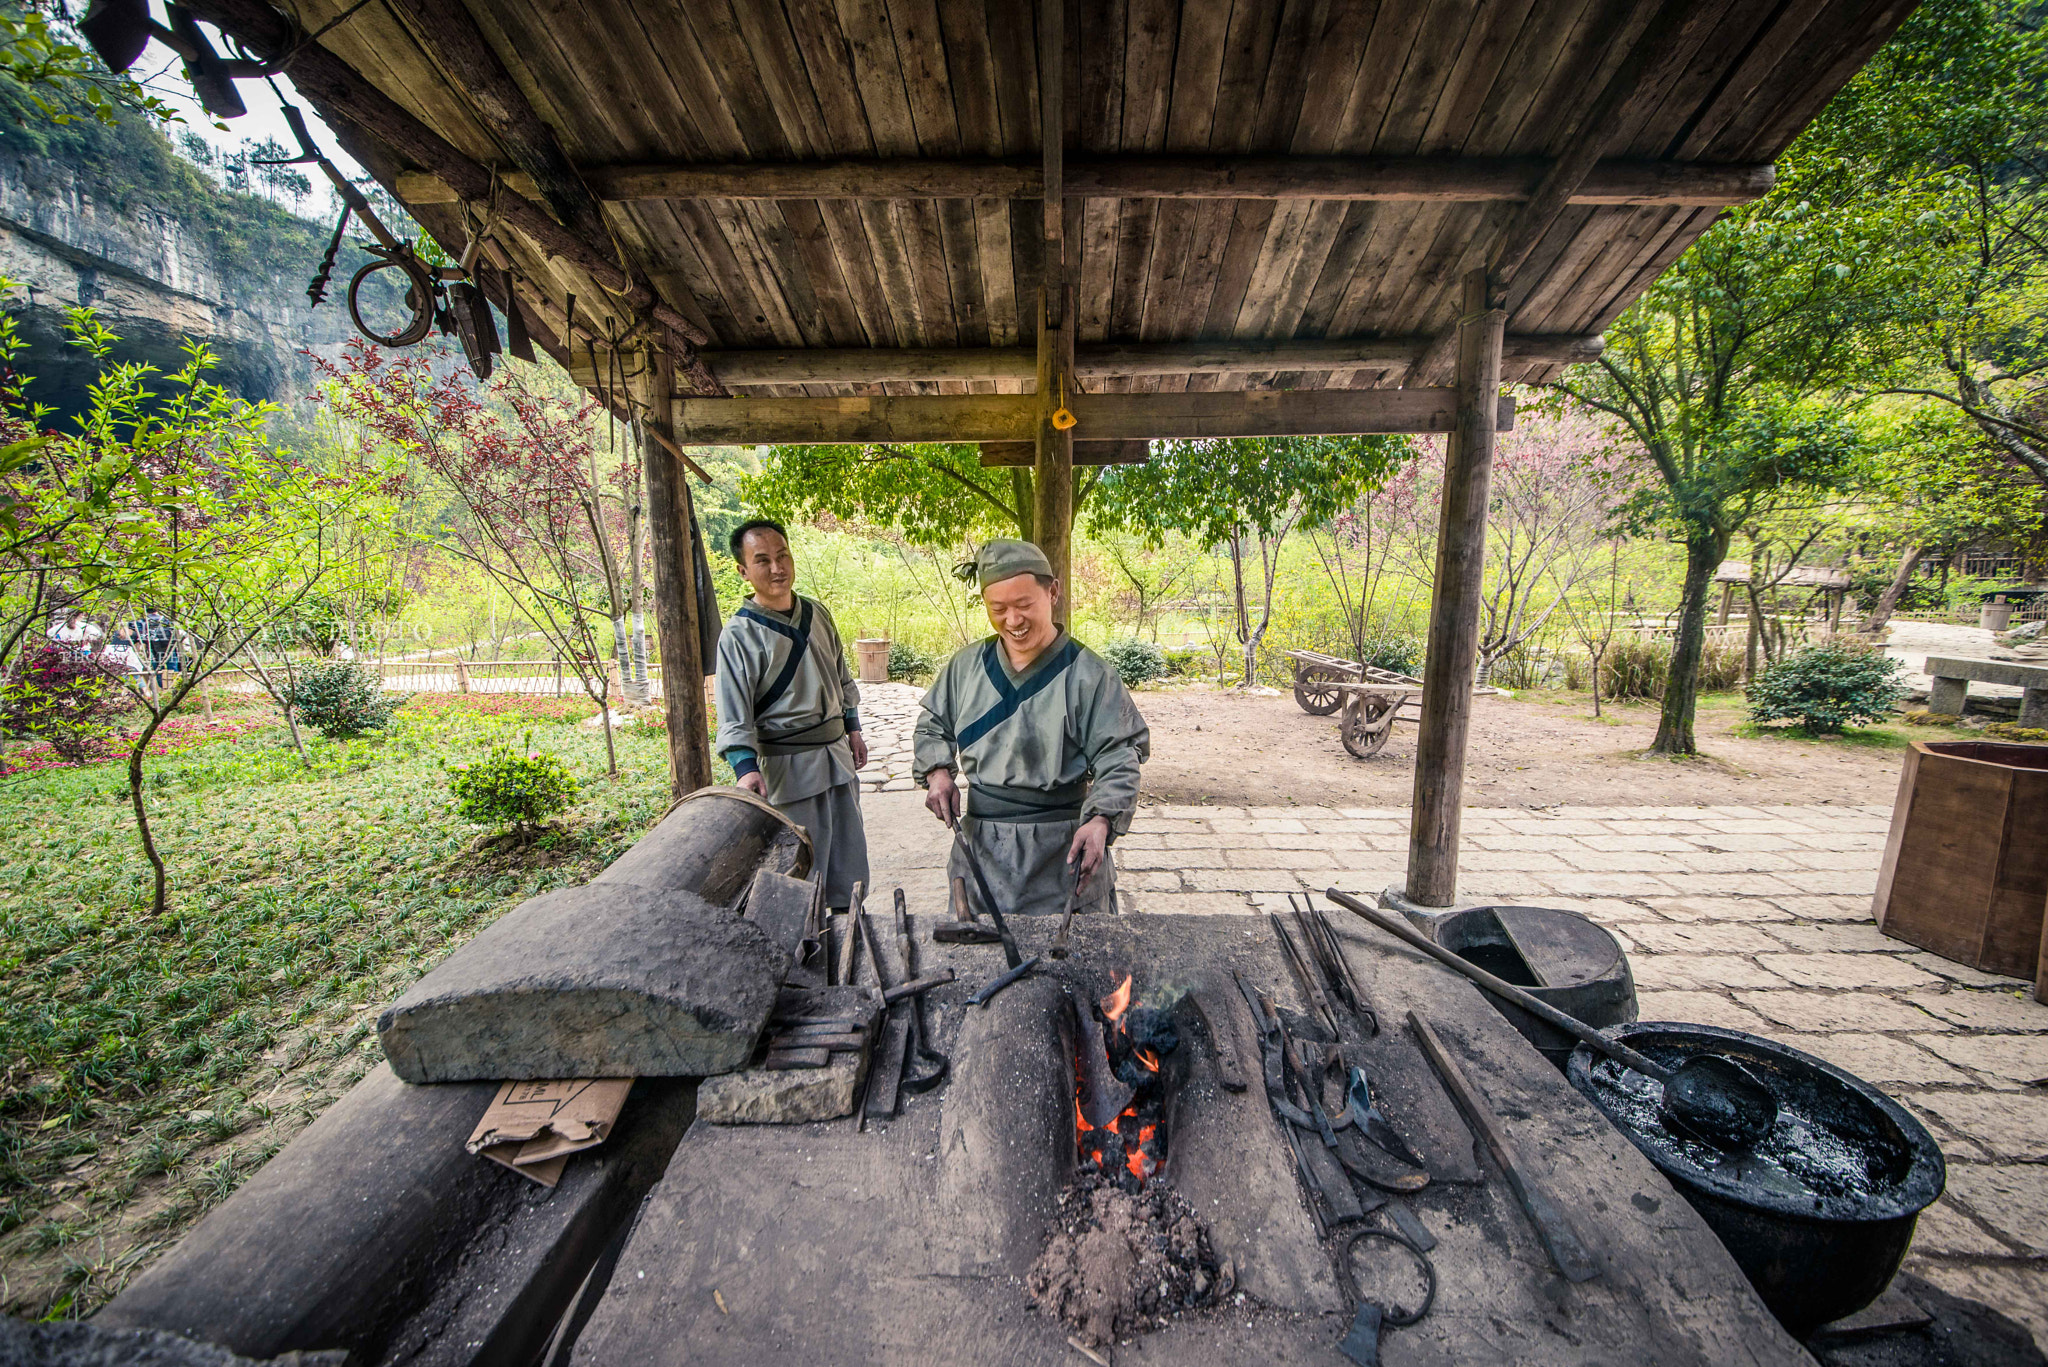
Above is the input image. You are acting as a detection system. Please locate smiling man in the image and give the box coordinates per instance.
[913,538,1151,918]
[715,519,870,911]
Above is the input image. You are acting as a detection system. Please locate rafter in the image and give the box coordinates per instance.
[391,156,1771,208]
[670,390,1516,445]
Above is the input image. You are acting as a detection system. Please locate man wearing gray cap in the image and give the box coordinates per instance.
[913,538,1151,918]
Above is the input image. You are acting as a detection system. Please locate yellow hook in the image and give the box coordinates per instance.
[1050,374,1077,430]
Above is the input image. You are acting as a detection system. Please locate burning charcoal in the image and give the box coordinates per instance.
[1127,1006,1179,1058]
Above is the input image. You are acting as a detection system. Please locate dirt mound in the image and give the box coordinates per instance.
[1026,1176,1229,1348]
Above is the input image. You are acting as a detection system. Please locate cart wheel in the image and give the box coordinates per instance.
[1294,666,1345,716]
[1341,692,1397,759]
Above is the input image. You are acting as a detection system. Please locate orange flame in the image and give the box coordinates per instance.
[1134,1046,1160,1072]
[1100,974,1133,1027]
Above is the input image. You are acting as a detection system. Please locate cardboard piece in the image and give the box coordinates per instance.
[466,1078,633,1187]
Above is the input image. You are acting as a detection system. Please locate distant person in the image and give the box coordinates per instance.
[49,610,102,652]
[714,519,871,912]
[914,539,1150,918]
[132,606,174,688]
[100,629,144,684]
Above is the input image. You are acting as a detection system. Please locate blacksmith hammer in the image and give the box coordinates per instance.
[933,875,1005,948]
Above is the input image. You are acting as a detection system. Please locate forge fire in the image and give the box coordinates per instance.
[1075,974,1180,1188]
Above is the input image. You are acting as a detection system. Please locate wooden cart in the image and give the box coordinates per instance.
[1281,648,1425,758]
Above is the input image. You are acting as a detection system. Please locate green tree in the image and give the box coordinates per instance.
[1557,172,1894,752]
[745,442,1108,546]
[1808,0,2048,494]
[1090,436,1409,685]
[8,316,377,917]
[0,8,181,128]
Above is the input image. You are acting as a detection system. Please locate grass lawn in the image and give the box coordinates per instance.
[0,691,697,1319]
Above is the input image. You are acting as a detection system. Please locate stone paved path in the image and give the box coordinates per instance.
[853,681,2048,1346]
[854,681,926,793]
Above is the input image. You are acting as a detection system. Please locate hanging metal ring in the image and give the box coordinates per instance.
[347,244,440,348]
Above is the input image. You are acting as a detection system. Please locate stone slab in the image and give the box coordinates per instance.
[0,1320,346,1365]
[1905,988,2048,1031]
[378,884,783,1083]
[698,987,881,1124]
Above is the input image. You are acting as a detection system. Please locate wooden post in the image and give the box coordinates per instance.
[642,349,715,797]
[1405,269,1506,908]
[1033,289,1075,623]
[554,658,564,696]
[455,658,471,693]
[1717,582,1734,625]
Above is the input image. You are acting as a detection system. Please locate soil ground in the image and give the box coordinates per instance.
[1130,685,1920,809]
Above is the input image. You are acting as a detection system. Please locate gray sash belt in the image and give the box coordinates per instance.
[966,778,1087,823]
[758,714,847,756]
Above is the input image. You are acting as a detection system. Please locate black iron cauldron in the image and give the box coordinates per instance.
[1567,1023,1946,1338]
[1429,905,1635,1070]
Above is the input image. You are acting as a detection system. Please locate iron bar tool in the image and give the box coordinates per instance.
[893,889,949,1093]
[855,901,907,1125]
[969,955,1042,1007]
[947,813,1023,969]
[1410,1011,1599,1283]
[1326,889,1778,1152]
[1049,861,1081,959]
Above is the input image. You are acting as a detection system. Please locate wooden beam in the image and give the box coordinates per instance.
[980,440,1147,467]
[692,335,1601,385]
[1406,270,1507,908]
[380,0,610,248]
[642,351,714,797]
[1039,0,1065,322]
[181,0,725,396]
[670,389,1515,444]
[392,157,1771,207]
[1034,287,1076,619]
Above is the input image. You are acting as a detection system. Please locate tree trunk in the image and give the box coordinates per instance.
[128,720,169,917]
[1653,529,1730,755]
[1589,644,1605,718]
[1010,467,1035,542]
[1859,545,1927,633]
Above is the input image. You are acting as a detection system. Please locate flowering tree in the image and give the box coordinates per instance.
[1386,409,1636,684]
[315,341,643,775]
[1091,436,1410,685]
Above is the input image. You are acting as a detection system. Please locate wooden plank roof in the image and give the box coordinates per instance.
[188,0,1915,408]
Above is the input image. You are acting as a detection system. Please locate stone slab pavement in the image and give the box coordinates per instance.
[853,682,2048,1348]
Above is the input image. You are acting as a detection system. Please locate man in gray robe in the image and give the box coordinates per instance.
[914,539,1150,918]
[716,519,871,909]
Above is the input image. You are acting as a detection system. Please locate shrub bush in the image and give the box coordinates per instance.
[1599,637,1667,701]
[0,645,132,761]
[1101,637,1168,686]
[1984,722,2048,743]
[1360,636,1422,677]
[1160,647,1204,678]
[887,640,936,682]
[284,660,408,738]
[1746,643,1907,734]
[447,734,580,833]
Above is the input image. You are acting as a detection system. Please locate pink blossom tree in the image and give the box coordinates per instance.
[1386,407,1639,684]
[315,341,643,775]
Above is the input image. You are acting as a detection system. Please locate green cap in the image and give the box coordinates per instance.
[954,537,1054,588]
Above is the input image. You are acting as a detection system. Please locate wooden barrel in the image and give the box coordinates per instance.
[855,637,891,683]
[1874,740,2048,981]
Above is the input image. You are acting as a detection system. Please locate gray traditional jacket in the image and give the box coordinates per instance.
[912,631,1149,834]
[714,594,860,806]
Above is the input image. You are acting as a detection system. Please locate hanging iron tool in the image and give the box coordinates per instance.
[947,812,1023,969]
